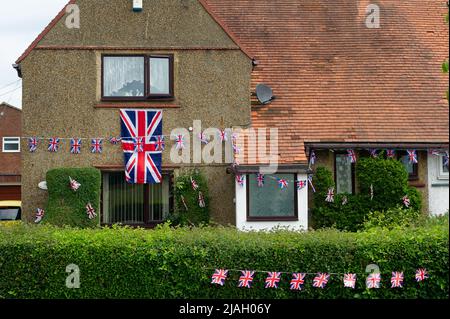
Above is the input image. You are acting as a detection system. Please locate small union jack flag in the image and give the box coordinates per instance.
[28,137,38,152]
[370,184,374,201]
[175,134,185,150]
[211,269,228,286]
[391,272,404,288]
[109,137,122,145]
[403,195,410,208]
[444,151,449,168]
[366,273,381,289]
[325,188,334,203]
[407,149,418,164]
[69,176,81,192]
[219,130,228,142]
[369,149,378,158]
[429,149,441,156]
[133,137,144,153]
[256,173,265,187]
[290,273,306,291]
[236,174,245,187]
[309,150,317,167]
[347,149,357,163]
[198,192,206,208]
[232,143,240,155]
[155,135,165,151]
[343,274,357,289]
[342,196,348,205]
[238,271,255,288]
[91,139,103,154]
[86,203,97,220]
[296,180,307,190]
[387,149,396,159]
[70,138,82,154]
[48,138,60,152]
[198,132,209,145]
[415,268,428,282]
[191,177,199,190]
[278,179,288,189]
[308,175,316,193]
[35,208,45,224]
[265,272,281,289]
[313,273,330,288]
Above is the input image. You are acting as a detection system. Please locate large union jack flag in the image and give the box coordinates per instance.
[120,109,163,184]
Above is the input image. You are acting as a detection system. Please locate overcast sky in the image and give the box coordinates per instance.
[0,0,68,108]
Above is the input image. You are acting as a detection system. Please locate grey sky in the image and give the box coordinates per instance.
[0,0,68,108]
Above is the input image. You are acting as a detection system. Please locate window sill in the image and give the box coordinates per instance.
[247,217,299,222]
[408,181,426,188]
[95,103,180,109]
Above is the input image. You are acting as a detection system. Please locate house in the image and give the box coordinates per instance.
[0,102,22,201]
[15,0,448,230]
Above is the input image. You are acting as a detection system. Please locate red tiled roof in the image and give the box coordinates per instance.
[207,0,449,164]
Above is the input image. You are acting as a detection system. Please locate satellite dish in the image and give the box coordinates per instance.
[255,84,275,105]
[38,181,48,190]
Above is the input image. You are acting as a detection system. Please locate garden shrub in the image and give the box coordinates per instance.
[168,169,210,226]
[0,221,447,299]
[363,207,423,230]
[44,168,101,228]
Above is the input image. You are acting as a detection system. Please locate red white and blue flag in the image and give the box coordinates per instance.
[35,208,45,224]
[91,139,103,154]
[155,135,165,151]
[415,268,428,282]
[211,269,228,286]
[369,149,378,158]
[120,109,163,184]
[86,203,97,220]
[256,173,265,187]
[296,180,307,190]
[175,134,185,150]
[391,272,404,288]
[48,138,60,152]
[219,130,228,142]
[309,150,316,167]
[407,149,418,164]
[366,273,381,289]
[198,132,209,145]
[344,274,357,289]
[403,195,410,208]
[444,151,449,168]
[236,174,245,187]
[109,137,122,145]
[387,149,396,159]
[347,149,357,163]
[308,175,316,193]
[28,137,38,152]
[238,271,255,288]
[70,138,82,154]
[325,188,335,203]
[278,179,288,190]
[290,273,306,291]
[265,272,281,289]
[313,273,330,288]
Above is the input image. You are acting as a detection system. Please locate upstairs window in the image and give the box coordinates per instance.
[102,55,173,100]
[2,137,20,153]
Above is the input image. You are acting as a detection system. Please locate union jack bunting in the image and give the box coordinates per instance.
[109,137,122,145]
[386,149,396,159]
[403,195,410,208]
[309,150,316,167]
[347,149,357,163]
[407,149,418,164]
[278,179,288,189]
[69,176,81,192]
[415,268,428,282]
[256,173,265,187]
[236,174,245,187]
[219,130,228,142]
[70,138,82,154]
[290,273,306,291]
[198,132,209,145]
[343,274,357,289]
[175,134,185,150]
[198,192,206,208]
[342,196,348,205]
[155,135,165,151]
[325,188,335,203]
[238,271,255,288]
[86,203,97,220]
[313,273,330,288]
[391,272,404,288]
[48,138,60,152]
[232,143,240,155]
[28,137,38,152]
[121,110,163,184]
[133,137,144,153]
[444,151,449,168]
[369,149,378,158]
[265,272,282,289]
[429,149,441,156]
[308,174,316,193]
[366,273,381,289]
[211,269,228,286]
[296,180,307,190]
[91,139,103,154]
[35,208,45,224]
[191,177,199,190]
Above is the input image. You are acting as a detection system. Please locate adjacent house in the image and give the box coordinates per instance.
[14,0,449,230]
[0,102,22,201]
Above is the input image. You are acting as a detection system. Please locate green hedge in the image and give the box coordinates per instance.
[0,220,447,299]
[44,168,101,228]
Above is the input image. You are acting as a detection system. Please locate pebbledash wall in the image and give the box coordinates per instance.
[20,0,252,225]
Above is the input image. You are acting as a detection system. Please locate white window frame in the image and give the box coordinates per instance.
[437,156,449,180]
[2,137,20,153]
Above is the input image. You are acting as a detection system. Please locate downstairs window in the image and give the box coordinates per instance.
[102,172,173,226]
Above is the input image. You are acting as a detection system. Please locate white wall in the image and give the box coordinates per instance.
[235,173,309,231]
[427,155,449,216]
